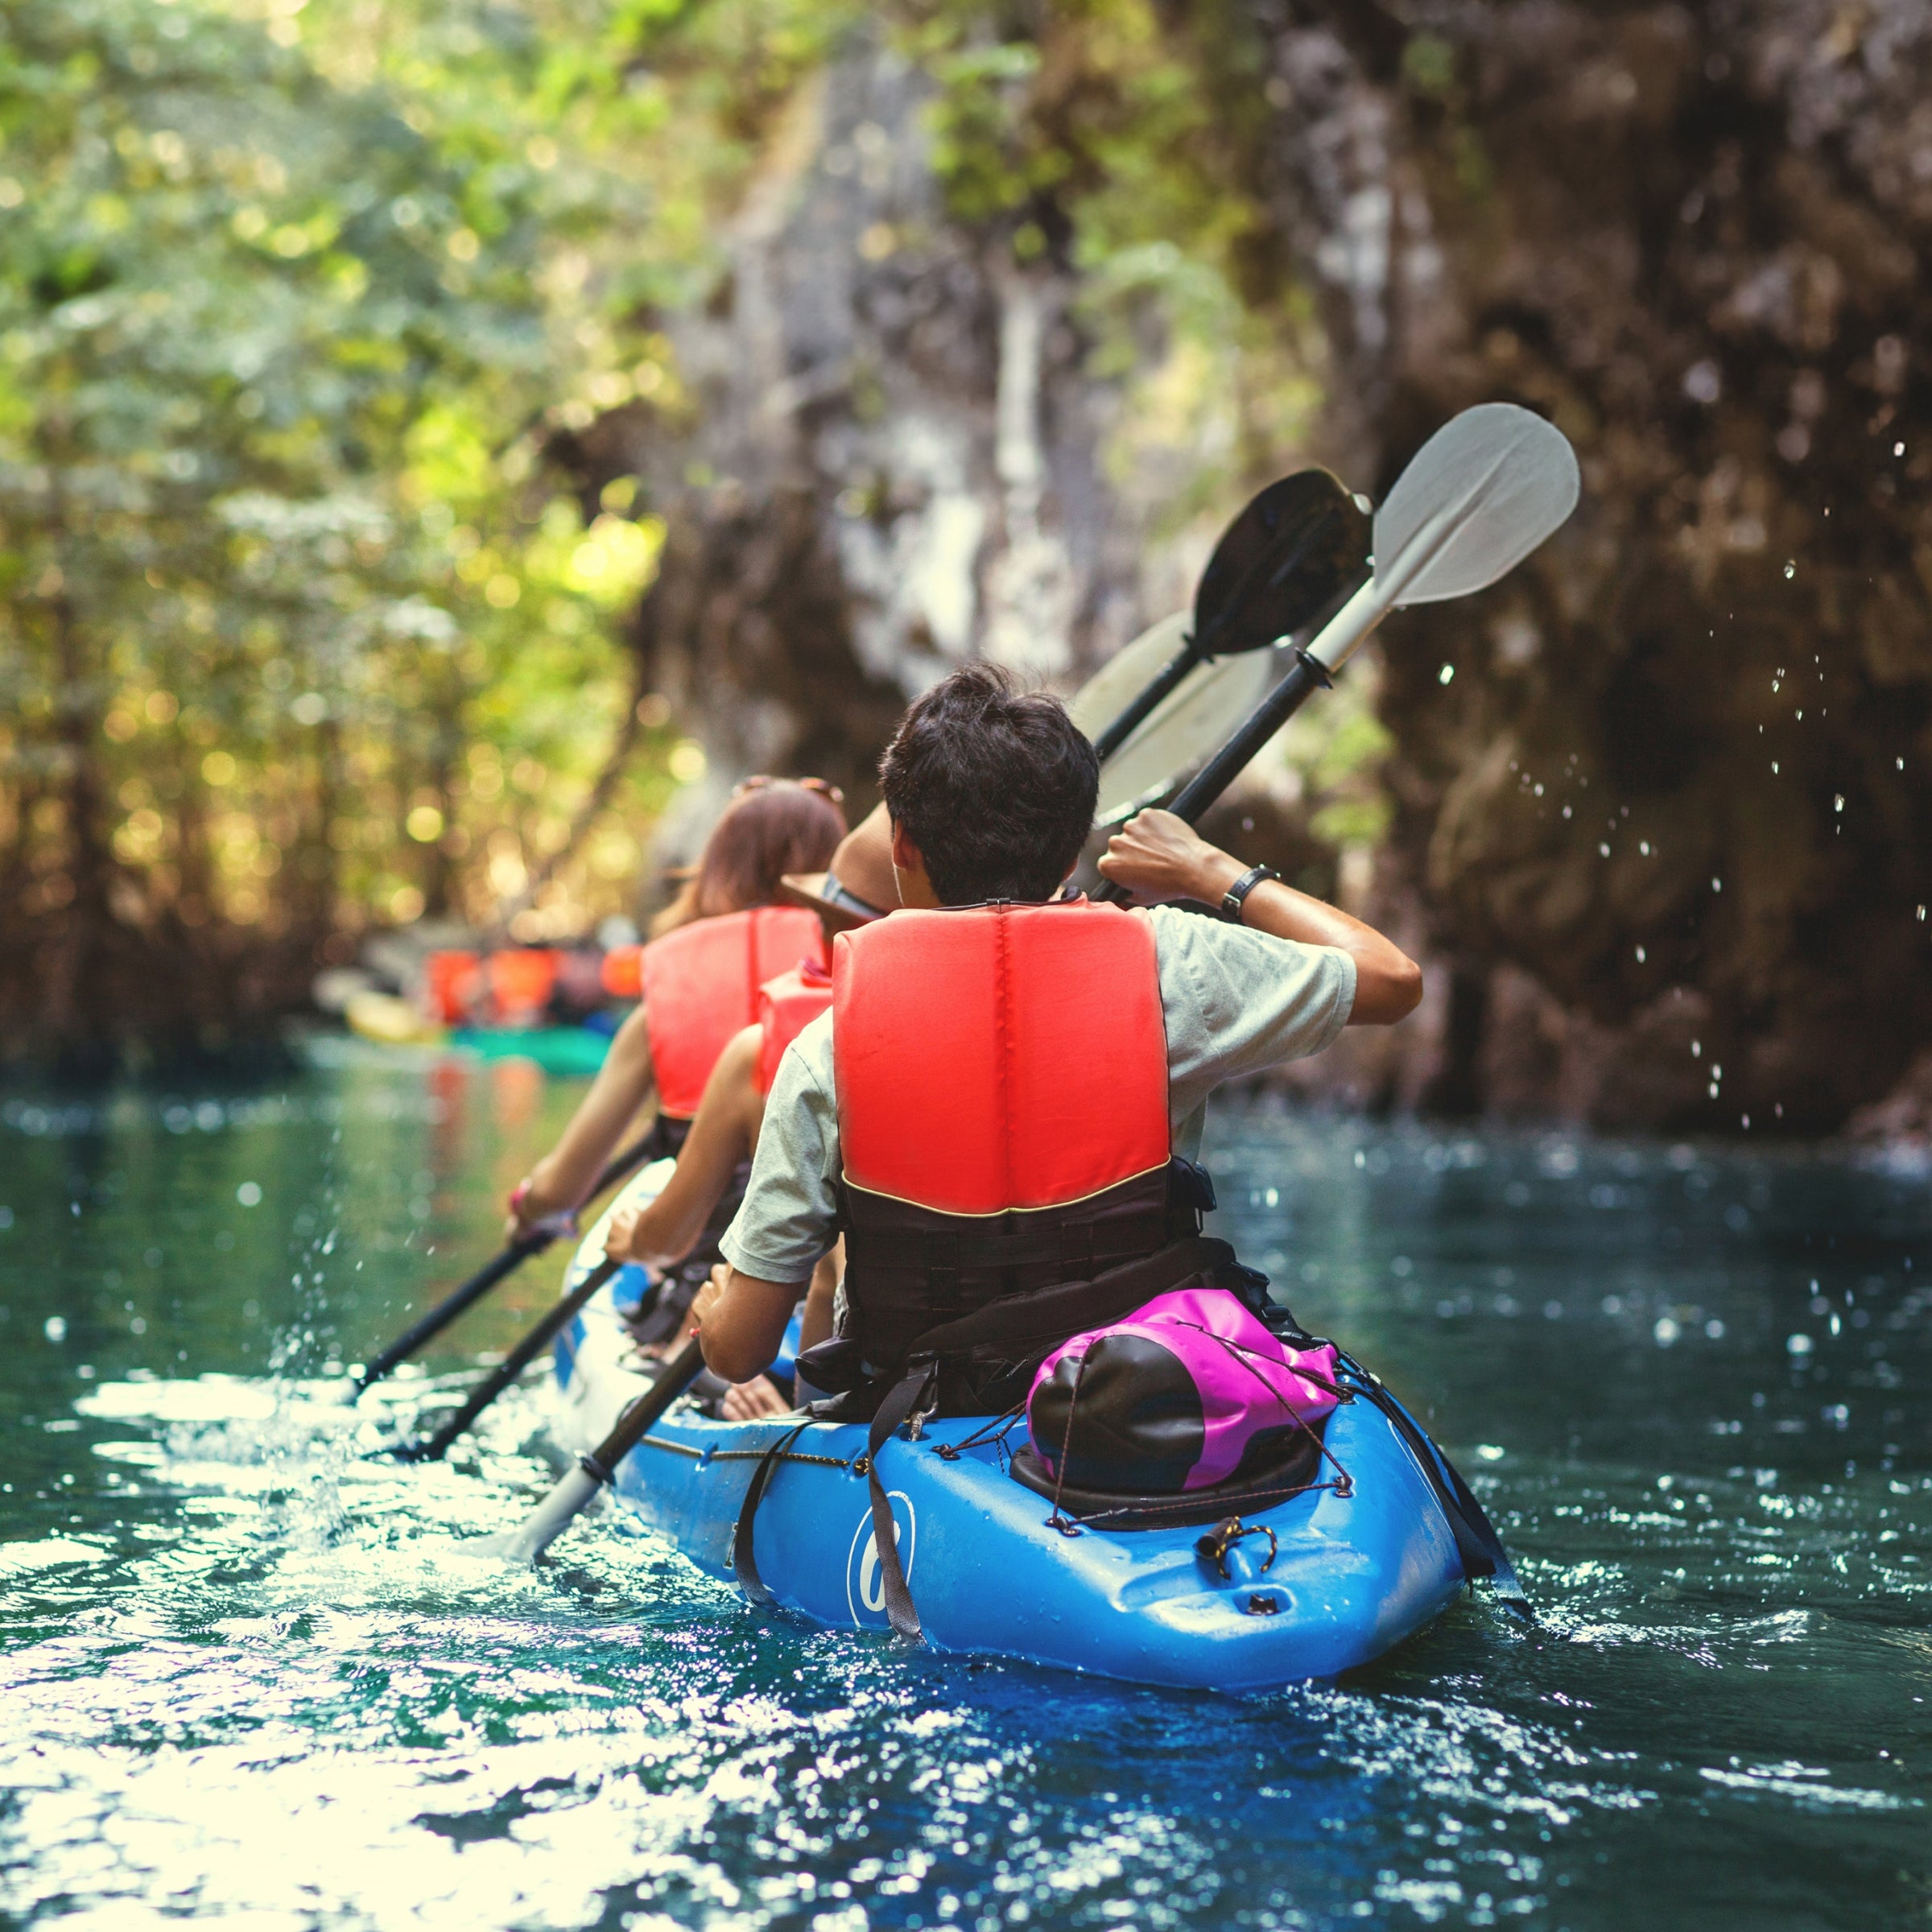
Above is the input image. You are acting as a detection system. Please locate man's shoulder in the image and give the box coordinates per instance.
[783,1006,836,1085]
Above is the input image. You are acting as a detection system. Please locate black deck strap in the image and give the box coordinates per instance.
[1338,1352,1534,1623]
[864,1364,935,1640]
[732,1421,812,1606]
[901,1236,1234,1364]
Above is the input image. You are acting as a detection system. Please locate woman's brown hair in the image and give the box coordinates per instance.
[649,778,847,937]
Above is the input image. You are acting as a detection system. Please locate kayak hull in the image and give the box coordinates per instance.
[550,1237,1468,1692]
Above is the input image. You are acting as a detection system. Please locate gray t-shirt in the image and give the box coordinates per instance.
[719,905,1356,1282]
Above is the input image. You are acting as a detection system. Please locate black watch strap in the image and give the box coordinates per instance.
[1220,864,1281,921]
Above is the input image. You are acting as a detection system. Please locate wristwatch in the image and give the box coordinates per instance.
[1220,864,1281,921]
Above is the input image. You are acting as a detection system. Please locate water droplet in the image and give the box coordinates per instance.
[1635,944,1646,962]
[1783,559,1796,580]
[43,1315,66,1344]
[1438,663,1455,685]
[1654,1315,1681,1347]
[237,1182,262,1207]
[1691,1040,1702,1057]
[1711,877,1723,892]
[1833,794,1844,813]
[1786,1332,1814,1356]
[1894,440,1905,456]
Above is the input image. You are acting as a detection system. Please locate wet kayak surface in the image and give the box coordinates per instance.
[1,1053,1927,1930]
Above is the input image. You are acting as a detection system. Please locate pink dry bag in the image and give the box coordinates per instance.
[1026,1286,1340,1495]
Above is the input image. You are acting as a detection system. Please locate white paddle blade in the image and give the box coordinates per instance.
[1064,611,1191,740]
[1373,402,1579,608]
[1095,642,1289,824]
[478,1463,603,1564]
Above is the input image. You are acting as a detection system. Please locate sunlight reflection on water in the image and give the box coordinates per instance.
[1,1057,1927,1929]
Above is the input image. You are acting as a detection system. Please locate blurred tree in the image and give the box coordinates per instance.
[0,0,669,1066]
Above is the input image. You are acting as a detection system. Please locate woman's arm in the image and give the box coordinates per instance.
[605,1025,764,1269]
[506,1004,658,1236]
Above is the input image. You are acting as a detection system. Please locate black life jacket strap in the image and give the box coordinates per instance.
[899,1236,1235,1366]
[863,1364,935,1641]
[1335,1351,1534,1623]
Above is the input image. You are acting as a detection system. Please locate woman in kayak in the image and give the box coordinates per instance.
[502,777,844,1246]
[687,664,1421,1530]
[597,807,897,1417]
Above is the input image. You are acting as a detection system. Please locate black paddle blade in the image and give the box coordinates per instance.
[1193,470,1369,657]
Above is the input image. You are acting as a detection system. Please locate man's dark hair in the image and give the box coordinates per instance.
[879,663,1099,905]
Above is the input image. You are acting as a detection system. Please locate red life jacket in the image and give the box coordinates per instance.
[638,906,824,1119]
[756,959,832,1096]
[828,901,1212,1391]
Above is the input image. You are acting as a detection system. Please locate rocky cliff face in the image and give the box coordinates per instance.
[565,43,1162,844]
[1243,0,1932,1132]
[577,6,1932,1135]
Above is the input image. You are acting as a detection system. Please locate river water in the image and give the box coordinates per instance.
[1,1047,1926,1930]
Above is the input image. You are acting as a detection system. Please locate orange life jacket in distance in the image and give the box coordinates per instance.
[757,958,832,1097]
[638,906,825,1119]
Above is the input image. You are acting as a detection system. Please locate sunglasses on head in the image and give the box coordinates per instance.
[732,774,845,807]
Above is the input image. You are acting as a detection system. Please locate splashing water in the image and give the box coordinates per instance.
[1,1055,1927,1929]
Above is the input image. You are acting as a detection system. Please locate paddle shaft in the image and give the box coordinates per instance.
[1090,647,1340,906]
[1087,644,1196,762]
[491,1335,708,1563]
[401,1257,621,1460]
[353,1125,660,1395]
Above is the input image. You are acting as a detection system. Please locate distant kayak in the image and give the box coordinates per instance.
[546,1205,1475,1692]
[450,1026,612,1078]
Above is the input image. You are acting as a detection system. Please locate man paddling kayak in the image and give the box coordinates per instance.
[689,664,1421,1413]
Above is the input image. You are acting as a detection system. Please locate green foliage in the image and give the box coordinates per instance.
[0,0,672,970]
[0,0,1365,1054]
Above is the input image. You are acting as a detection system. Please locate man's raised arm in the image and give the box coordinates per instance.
[1098,808,1423,1025]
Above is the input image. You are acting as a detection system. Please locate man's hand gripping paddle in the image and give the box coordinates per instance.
[1099,402,1579,865]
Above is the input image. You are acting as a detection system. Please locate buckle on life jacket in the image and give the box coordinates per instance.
[1167,1157,1217,1216]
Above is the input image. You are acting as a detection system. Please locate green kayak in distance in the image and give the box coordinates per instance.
[449,1026,613,1078]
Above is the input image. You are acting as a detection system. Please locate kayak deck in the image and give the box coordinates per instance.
[548,1255,1468,1692]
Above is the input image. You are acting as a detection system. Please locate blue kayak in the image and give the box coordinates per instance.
[548,1191,1480,1692]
